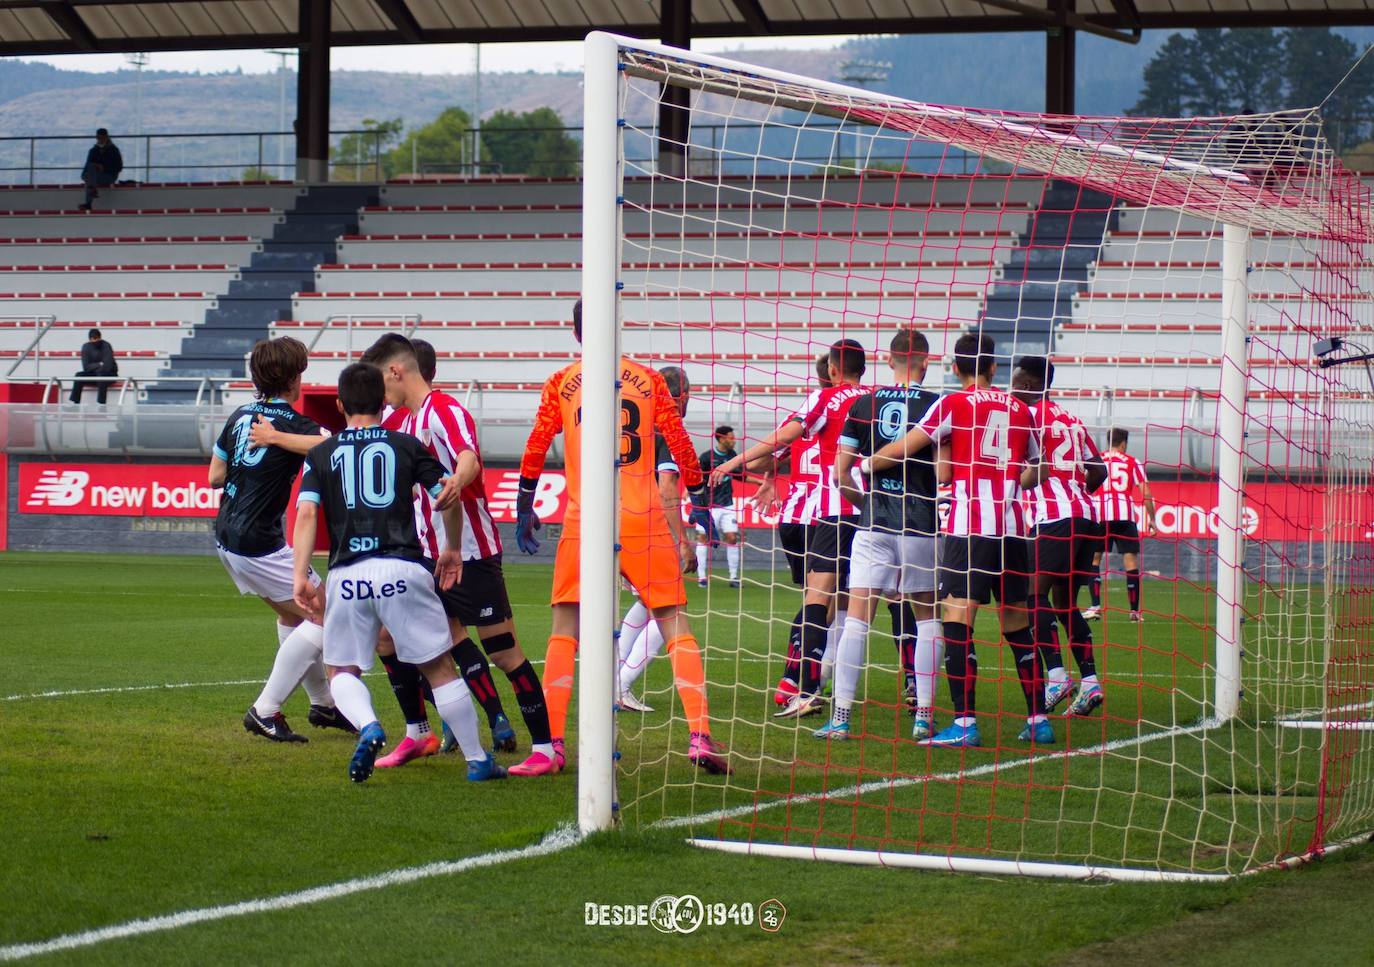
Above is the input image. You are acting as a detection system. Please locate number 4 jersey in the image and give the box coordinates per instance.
[298,425,448,570]
[918,385,1039,537]
[213,399,321,556]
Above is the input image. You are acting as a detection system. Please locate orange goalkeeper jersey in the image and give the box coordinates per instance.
[520,357,702,536]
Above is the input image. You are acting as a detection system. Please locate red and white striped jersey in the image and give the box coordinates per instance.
[382,391,502,561]
[918,385,1038,537]
[776,390,822,525]
[1098,449,1147,522]
[1024,399,1102,526]
[793,384,866,520]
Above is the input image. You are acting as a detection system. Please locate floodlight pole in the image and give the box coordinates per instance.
[578,30,622,835]
[1214,221,1249,722]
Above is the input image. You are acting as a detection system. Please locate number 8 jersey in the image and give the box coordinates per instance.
[298,426,447,569]
[917,385,1039,537]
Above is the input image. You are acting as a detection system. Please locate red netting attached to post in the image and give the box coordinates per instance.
[605,40,1374,877]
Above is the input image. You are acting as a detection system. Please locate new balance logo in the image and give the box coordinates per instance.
[479,607,494,618]
[25,470,89,507]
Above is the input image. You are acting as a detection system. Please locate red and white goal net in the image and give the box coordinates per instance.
[579,33,1374,880]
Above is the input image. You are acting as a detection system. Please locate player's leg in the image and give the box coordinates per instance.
[383,560,504,781]
[901,533,941,739]
[774,523,808,706]
[431,569,512,748]
[223,546,338,742]
[694,521,711,587]
[998,539,1052,744]
[815,530,890,738]
[716,508,742,587]
[619,616,665,710]
[320,565,387,782]
[476,620,557,776]
[1122,528,1143,619]
[1084,547,1104,619]
[1029,522,1073,711]
[372,629,441,768]
[541,534,582,771]
[924,536,982,748]
[618,597,650,668]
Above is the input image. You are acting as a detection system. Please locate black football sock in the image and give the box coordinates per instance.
[942,621,976,719]
[799,602,831,695]
[781,607,803,685]
[1031,594,1064,676]
[451,637,506,727]
[379,652,428,725]
[1066,609,1098,679]
[1005,626,1043,717]
[1090,575,1102,608]
[1126,569,1141,613]
[504,657,552,746]
[889,600,918,683]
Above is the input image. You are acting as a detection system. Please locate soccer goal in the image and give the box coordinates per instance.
[576,31,1374,880]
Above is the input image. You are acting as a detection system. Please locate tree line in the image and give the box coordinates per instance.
[1129,27,1374,153]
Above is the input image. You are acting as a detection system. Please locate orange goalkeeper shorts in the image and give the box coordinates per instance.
[551,529,687,610]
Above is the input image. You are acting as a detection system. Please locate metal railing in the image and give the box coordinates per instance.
[302,313,422,359]
[3,316,58,376]
[0,122,996,186]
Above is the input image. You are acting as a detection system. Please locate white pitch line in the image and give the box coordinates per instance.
[0,825,582,963]
[656,718,1219,829]
[2,680,265,702]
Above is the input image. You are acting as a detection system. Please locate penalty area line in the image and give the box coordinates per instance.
[0,826,581,963]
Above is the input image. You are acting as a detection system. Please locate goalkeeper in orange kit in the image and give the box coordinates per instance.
[515,300,731,775]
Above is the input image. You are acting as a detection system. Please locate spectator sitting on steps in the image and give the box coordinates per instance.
[78,128,123,212]
[70,328,118,404]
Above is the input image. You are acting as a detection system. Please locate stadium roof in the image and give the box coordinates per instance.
[4,0,1374,57]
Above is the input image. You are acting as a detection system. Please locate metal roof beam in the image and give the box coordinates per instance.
[38,0,97,49]
[729,0,772,34]
[369,0,423,42]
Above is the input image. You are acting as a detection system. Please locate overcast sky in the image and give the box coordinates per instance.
[17,35,848,75]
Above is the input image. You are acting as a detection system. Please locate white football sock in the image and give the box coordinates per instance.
[276,621,292,646]
[833,616,869,713]
[620,619,665,692]
[431,678,485,763]
[726,543,741,580]
[1047,666,1069,685]
[820,609,847,687]
[253,621,324,716]
[695,544,709,580]
[618,600,650,664]
[915,618,943,709]
[1081,674,1099,688]
[405,720,432,741]
[329,672,378,731]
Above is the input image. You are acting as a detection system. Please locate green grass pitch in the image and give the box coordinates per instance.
[3,550,1374,965]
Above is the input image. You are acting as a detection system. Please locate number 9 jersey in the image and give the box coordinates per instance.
[298,426,447,570]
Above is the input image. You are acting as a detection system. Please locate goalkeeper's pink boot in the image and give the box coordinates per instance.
[508,750,559,777]
[688,733,732,775]
[375,733,439,768]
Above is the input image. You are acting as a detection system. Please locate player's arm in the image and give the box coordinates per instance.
[835,441,864,508]
[247,415,325,456]
[1081,427,1107,492]
[431,404,482,490]
[709,420,803,487]
[208,453,227,488]
[291,459,322,615]
[515,372,565,554]
[415,443,465,589]
[1138,466,1158,535]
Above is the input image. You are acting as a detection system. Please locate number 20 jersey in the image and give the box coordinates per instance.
[213,399,321,556]
[298,426,446,570]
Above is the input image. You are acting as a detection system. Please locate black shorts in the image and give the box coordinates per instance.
[1103,519,1141,555]
[804,516,858,587]
[1032,517,1103,583]
[778,522,808,586]
[435,554,513,628]
[938,534,1031,605]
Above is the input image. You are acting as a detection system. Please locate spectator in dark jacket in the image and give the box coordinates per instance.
[79,128,123,212]
[70,328,118,404]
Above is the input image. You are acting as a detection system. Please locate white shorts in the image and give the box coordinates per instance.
[849,531,937,595]
[217,544,320,603]
[696,506,739,539]
[322,557,453,671]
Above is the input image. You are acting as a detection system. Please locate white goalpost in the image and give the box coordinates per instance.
[577,31,1374,880]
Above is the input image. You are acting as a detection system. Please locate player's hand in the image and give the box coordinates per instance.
[708,461,736,489]
[1146,517,1158,538]
[515,477,542,555]
[435,548,464,590]
[680,536,696,573]
[247,414,277,450]
[433,474,464,511]
[293,574,317,617]
[749,478,779,515]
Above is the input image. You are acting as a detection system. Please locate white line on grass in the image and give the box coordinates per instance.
[0,825,581,963]
[2,680,265,702]
[656,718,1219,829]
